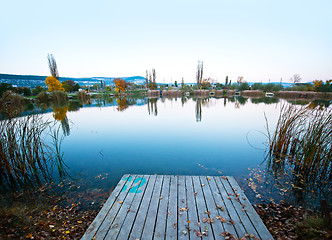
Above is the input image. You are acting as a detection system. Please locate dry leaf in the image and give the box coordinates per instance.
[195,230,202,237]
[216,204,224,211]
[216,215,226,223]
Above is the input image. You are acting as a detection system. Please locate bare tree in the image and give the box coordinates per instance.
[237,76,244,84]
[47,54,59,79]
[152,68,156,83]
[145,70,149,88]
[196,61,203,87]
[291,74,301,85]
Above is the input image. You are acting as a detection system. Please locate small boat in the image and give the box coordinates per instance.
[265,92,274,97]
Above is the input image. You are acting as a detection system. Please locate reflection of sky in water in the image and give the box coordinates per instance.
[50,97,286,190]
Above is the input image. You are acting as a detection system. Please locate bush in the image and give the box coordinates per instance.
[32,86,46,96]
[251,83,262,90]
[77,91,90,105]
[237,82,249,91]
[50,91,68,107]
[37,91,50,103]
[229,83,237,90]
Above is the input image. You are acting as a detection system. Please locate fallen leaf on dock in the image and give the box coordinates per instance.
[216,204,224,211]
[195,230,202,237]
[216,215,226,223]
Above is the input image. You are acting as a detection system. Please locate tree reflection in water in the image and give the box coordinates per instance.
[52,105,70,136]
[147,98,158,116]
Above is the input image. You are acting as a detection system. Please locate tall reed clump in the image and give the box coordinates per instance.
[0,114,66,192]
[266,104,331,225]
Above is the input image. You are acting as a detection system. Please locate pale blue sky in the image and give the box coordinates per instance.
[1,0,331,83]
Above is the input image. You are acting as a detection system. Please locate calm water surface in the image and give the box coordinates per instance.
[42,96,286,203]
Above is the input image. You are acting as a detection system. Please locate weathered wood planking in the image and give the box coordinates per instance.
[81,175,274,240]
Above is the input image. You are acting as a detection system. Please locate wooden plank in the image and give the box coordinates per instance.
[154,175,171,240]
[192,176,215,240]
[141,175,164,239]
[220,176,260,239]
[185,175,201,240]
[93,174,139,239]
[81,174,130,240]
[199,176,225,236]
[165,175,178,239]
[129,174,157,239]
[104,175,148,239]
[227,176,274,240]
[207,176,238,237]
[177,175,190,240]
[214,176,247,237]
[116,175,151,240]
[82,175,274,240]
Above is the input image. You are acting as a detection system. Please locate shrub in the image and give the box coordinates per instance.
[37,91,50,103]
[77,91,90,105]
[50,90,68,107]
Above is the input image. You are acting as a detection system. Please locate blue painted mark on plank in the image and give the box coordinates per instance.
[121,177,146,193]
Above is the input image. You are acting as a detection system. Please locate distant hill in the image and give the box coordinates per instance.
[0,73,146,88]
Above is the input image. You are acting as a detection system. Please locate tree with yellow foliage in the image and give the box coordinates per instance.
[45,54,64,92]
[45,76,65,92]
[113,78,126,93]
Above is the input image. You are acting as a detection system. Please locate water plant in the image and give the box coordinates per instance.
[265,104,331,225]
[0,113,66,192]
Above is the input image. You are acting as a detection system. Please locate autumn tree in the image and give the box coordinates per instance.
[45,54,64,92]
[45,76,65,92]
[113,78,126,93]
[313,80,332,92]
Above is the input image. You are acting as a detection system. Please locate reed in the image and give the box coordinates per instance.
[0,113,66,192]
[266,104,331,214]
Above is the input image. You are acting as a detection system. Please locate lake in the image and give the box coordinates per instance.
[34,96,290,205]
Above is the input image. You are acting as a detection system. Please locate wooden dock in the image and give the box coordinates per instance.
[81,175,274,240]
